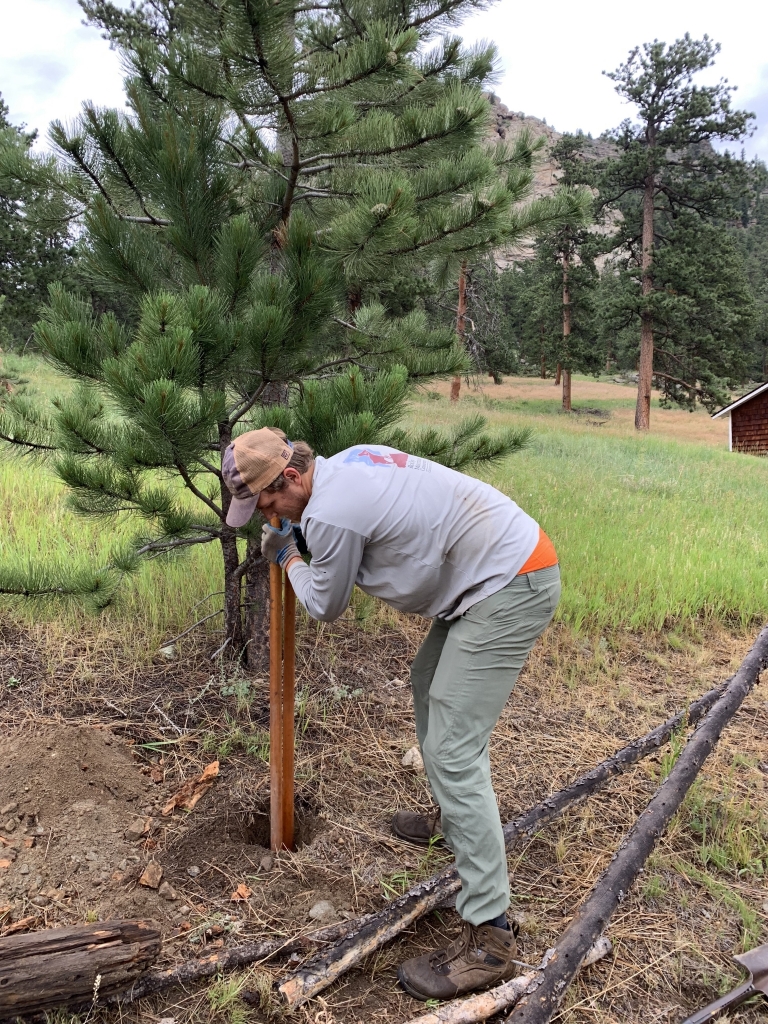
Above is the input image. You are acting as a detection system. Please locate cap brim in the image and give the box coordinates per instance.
[226,494,259,527]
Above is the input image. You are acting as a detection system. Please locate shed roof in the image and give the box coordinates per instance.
[711,381,768,420]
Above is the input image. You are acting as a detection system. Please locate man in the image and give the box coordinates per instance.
[222,427,560,1001]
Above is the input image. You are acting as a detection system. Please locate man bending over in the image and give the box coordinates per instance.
[222,427,560,1001]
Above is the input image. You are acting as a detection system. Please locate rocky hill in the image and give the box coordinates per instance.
[486,94,616,260]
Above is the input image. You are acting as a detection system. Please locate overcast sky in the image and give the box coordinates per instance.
[1,0,766,161]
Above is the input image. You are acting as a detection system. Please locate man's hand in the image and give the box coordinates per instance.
[261,517,300,569]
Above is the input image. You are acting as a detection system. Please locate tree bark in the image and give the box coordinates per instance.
[450,263,468,403]
[562,251,572,412]
[244,541,270,671]
[554,364,561,386]
[278,676,732,1009]
[635,174,656,431]
[0,919,161,1017]
[220,528,244,655]
[508,623,768,1024]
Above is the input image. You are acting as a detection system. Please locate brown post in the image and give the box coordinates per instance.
[450,262,467,402]
[282,578,296,850]
[269,517,284,851]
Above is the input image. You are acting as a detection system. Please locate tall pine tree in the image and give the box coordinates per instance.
[595,36,754,428]
[0,0,583,661]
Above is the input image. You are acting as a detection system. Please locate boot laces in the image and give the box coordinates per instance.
[429,921,479,975]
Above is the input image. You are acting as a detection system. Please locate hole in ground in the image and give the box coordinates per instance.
[227,793,323,850]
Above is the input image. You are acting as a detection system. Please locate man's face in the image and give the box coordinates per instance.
[256,467,311,523]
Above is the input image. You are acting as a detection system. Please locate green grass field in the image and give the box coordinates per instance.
[2,356,767,647]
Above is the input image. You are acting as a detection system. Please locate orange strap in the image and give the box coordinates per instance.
[517,527,558,575]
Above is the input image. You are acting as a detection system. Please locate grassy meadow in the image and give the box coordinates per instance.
[1,356,767,649]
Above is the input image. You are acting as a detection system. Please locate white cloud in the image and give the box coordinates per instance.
[0,0,126,144]
[0,0,764,161]
[460,0,767,160]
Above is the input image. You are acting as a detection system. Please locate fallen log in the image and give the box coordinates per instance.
[0,919,161,1018]
[278,675,731,1008]
[507,623,768,1024]
[407,937,612,1024]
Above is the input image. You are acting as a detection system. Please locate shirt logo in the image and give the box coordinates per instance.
[344,448,409,468]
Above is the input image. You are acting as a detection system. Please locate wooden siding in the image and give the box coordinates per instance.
[732,387,768,454]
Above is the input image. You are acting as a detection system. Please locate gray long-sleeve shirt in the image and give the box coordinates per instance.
[287,445,539,622]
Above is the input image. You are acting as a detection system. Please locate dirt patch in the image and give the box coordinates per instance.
[0,723,177,926]
[0,616,766,1023]
[0,721,335,938]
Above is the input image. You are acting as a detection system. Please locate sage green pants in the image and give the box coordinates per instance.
[411,565,561,925]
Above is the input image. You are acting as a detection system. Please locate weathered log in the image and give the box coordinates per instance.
[407,937,612,1024]
[0,919,161,1018]
[278,676,731,1008]
[507,623,768,1024]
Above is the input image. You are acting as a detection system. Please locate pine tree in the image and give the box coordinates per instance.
[0,0,583,661]
[0,94,77,348]
[593,36,754,428]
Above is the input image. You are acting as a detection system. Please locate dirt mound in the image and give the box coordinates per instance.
[0,723,178,927]
[0,723,336,941]
[0,722,146,820]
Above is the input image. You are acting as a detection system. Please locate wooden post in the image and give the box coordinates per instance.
[269,517,284,852]
[282,577,296,850]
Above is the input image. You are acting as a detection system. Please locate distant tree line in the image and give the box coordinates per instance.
[419,37,767,428]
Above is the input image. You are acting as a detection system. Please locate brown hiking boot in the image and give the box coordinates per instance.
[391,805,448,848]
[397,920,518,1001]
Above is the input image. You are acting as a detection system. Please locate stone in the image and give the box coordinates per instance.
[139,861,163,889]
[0,802,18,816]
[71,800,96,814]
[259,855,274,873]
[159,881,178,901]
[18,865,29,876]
[3,820,16,834]
[308,900,338,923]
[31,894,49,907]
[186,865,201,878]
[125,817,148,841]
[159,644,176,659]
[85,851,98,862]
[401,745,424,772]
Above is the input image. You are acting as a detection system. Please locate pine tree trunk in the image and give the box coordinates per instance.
[554,363,561,386]
[562,252,572,412]
[221,529,245,654]
[451,263,468,402]
[244,539,270,671]
[635,175,655,431]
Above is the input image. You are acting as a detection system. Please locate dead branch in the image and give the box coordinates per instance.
[507,623,768,1024]
[278,675,732,1007]
[106,915,375,1004]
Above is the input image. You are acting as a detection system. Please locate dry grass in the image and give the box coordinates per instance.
[1,608,766,1024]
[430,374,731,447]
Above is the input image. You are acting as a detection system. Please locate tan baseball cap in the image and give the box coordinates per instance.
[222,428,294,527]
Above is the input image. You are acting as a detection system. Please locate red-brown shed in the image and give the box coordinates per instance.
[712,381,768,454]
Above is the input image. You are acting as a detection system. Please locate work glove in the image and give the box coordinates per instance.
[261,517,300,569]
